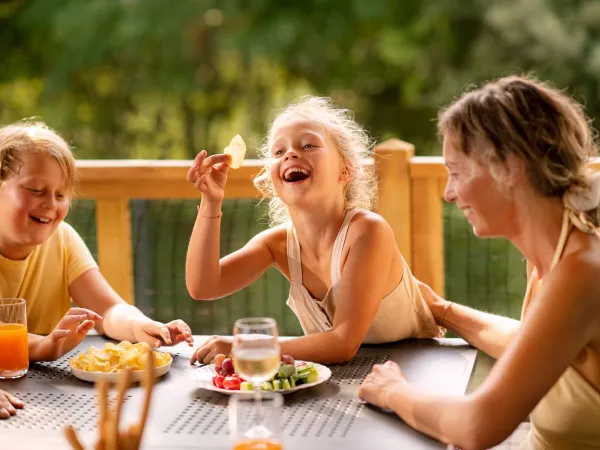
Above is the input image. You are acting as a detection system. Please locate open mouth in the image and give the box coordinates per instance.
[283,167,311,183]
[30,215,52,224]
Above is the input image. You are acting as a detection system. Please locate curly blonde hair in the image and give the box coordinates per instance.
[254,96,378,225]
[0,120,77,193]
[438,75,599,227]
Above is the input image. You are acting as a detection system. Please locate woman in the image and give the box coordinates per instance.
[359,76,600,449]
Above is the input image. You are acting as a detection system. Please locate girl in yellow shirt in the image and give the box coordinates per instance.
[0,122,194,389]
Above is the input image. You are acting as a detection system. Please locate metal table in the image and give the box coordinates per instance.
[0,336,477,449]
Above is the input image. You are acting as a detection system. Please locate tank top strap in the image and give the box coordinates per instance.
[286,222,303,283]
[330,209,361,286]
[551,209,573,271]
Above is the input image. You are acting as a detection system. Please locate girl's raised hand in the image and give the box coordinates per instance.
[187,150,232,203]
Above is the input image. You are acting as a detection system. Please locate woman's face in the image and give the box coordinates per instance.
[443,136,514,238]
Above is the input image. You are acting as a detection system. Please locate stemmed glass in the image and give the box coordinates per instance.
[231,317,281,441]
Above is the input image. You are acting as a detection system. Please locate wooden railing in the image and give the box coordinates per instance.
[76,140,600,305]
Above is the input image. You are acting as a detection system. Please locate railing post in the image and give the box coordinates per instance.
[374,139,414,268]
[95,198,134,304]
[411,176,445,296]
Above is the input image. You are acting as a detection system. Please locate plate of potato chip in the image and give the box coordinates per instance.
[69,341,172,383]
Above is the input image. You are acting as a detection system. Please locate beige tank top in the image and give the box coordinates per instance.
[285,209,440,344]
[521,208,600,450]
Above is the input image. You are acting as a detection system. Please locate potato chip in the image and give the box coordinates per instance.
[70,340,171,373]
[224,134,246,169]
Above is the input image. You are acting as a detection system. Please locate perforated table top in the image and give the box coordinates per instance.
[0,336,477,449]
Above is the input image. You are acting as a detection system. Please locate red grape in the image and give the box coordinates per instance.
[281,354,295,366]
[222,358,234,375]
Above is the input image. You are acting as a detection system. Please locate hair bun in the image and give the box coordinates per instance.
[565,171,600,212]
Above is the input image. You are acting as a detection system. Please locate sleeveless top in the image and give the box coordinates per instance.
[285,209,440,344]
[521,208,600,449]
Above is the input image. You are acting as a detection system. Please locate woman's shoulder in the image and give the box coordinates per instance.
[550,240,600,314]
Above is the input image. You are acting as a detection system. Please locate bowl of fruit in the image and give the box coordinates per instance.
[189,353,331,394]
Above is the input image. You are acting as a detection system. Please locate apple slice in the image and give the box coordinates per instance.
[224,134,246,169]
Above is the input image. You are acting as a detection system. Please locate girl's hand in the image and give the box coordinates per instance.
[131,318,194,348]
[190,336,232,365]
[358,361,408,409]
[187,150,232,203]
[30,308,102,361]
[0,390,24,419]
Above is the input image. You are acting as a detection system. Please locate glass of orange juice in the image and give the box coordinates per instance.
[0,298,28,379]
[229,391,284,450]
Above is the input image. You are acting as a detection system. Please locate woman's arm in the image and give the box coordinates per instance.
[360,254,600,449]
[418,282,520,359]
[69,269,193,347]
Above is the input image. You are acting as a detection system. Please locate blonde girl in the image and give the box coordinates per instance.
[186,97,439,365]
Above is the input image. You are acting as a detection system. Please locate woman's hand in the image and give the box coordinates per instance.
[131,318,194,348]
[190,336,233,365]
[358,361,408,409]
[0,390,24,419]
[416,280,449,325]
[29,308,102,361]
[187,150,232,203]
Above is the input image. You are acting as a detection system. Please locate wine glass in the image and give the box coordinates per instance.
[232,317,280,396]
[231,317,281,440]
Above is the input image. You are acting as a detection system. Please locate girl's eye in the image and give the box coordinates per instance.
[27,188,43,194]
[273,149,284,156]
[302,144,315,150]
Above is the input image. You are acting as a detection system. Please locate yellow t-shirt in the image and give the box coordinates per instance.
[0,222,98,335]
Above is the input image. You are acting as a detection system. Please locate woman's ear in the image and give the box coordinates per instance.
[504,154,526,188]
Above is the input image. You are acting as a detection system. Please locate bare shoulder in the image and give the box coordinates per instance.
[248,223,288,256]
[348,210,395,239]
[550,245,600,315]
[346,210,396,250]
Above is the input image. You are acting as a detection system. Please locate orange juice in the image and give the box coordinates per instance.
[233,440,283,450]
[0,323,29,371]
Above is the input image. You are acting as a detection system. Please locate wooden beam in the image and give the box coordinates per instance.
[96,198,134,303]
[411,177,445,295]
[374,139,414,267]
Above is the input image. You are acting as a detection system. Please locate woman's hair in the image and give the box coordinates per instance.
[438,75,600,227]
[0,120,77,193]
[254,96,378,225]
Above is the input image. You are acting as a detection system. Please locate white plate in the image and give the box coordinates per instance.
[189,361,332,395]
[69,354,173,383]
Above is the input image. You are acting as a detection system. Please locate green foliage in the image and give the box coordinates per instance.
[2,0,599,158]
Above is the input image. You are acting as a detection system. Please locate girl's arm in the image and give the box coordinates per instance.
[280,215,399,363]
[185,151,276,300]
[69,269,193,347]
[191,214,402,364]
[418,281,520,360]
[359,253,600,449]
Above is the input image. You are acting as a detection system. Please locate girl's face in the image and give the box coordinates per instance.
[268,117,349,210]
[0,152,70,259]
[443,136,514,238]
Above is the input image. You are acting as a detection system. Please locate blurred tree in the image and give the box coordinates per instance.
[1,0,600,157]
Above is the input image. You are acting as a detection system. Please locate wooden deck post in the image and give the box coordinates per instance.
[411,175,445,296]
[95,198,134,304]
[374,139,414,268]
